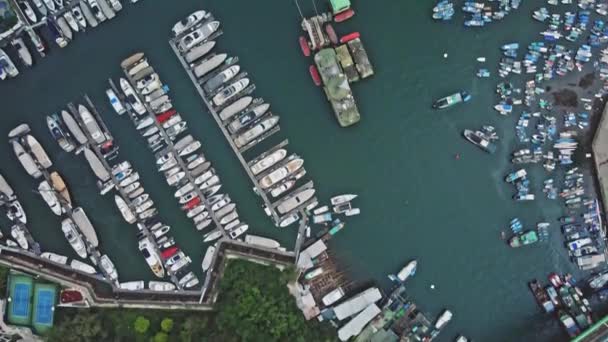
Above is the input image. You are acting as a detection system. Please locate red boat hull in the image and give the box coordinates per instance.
[299,36,310,57]
[325,24,338,45]
[161,246,179,259]
[182,197,201,210]
[309,65,321,86]
[156,109,177,123]
[60,289,83,304]
[340,32,360,44]
[334,9,355,23]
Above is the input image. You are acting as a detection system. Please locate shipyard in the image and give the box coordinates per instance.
[5,0,608,341]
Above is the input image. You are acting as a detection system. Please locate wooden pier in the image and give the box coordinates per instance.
[67,97,184,289]
[168,40,284,225]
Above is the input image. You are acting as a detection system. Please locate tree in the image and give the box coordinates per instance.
[133,316,150,334]
[160,318,173,333]
[153,332,168,342]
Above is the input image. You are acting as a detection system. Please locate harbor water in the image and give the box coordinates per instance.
[0,0,594,340]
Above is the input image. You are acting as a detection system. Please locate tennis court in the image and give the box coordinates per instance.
[7,273,33,325]
[32,283,57,333]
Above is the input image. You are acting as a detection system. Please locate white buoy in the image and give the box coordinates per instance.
[443,53,448,58]
[430,284,436,289]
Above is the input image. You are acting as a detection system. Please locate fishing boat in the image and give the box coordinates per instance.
[218,95,251,121]
[432,91,471,109]
[172,10,207,36]
[11,38,32,67]
[50,171,71,206]
[46,114,76,152]
[509,230,539,247]
[100,254,118,281]
[114,195,136,224]
[119,78,146,115]
[260,158,303,189]
[70,259,96,274]
[334,8,355,22]
[138,238,164,278]
[330,194,357,206]
[24,135,52,169]
[6,200,26,224]
[38,181,62,215]
[228,224,249,239]
[84,147,110,181]
[41,252,67,264]
[119,281,144,290]
[72,207,99,247]
[339,31,360,44]
[148,281,175,291]
[463,129,496,153]
[12,140,41,178]
[106,88,126,115]
[277,188,315,214]
[250,149,286,175]
[61,218,87,258]
[185,41,216,64]
[234,116,279,148]
[529,280,555,313]
[178,20,220,52]
[203,229,222,242]
[201,245,215,271]
[10,225,28,250]
[61,110,88,145]
[434,310,453,330]
[193,53,227,78]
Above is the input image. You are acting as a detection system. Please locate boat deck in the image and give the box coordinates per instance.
[347,38,374,79]
[335,45,360,83]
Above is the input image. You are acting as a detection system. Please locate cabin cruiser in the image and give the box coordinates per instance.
[11,38,32,67]
[100,254,118,281]
[120,78,146,114]
[12,140,41,178]
[10,225,28,250]
[178,21,220,52]
[212,78,249,107]
[228,103,270,134]
[79,104,105,144]
[217,95,250,121]
[148,281,175,291]
[260,158,303,189]
[138,238,164,278]
[172,10,208,37]
[0,49,18,78]
[6,200,26,224]
[119,281,144,291]
[46,114,76,152]
[185,41,216,64]
[38,180,63,215]
[205,65,240,95]
[234,116,279,148]
[106,88,126,115]
[114,195,136,224]
[250,149,286,175]
[61,218,88,258]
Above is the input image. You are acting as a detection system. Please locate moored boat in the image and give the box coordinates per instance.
[172,10,208,37]
[114,195,136,224]
[70,259,97,274]
[334,8,355,22]
[106,88,126,115]
[330,194,357,206]
[218,95,251,121]
[61,218,88,258]
[50,171,71,206]
[178,20,220,52]
[260,158,303,189]
[61,110,88,145]
[339,31,360,44]
[119,281,144,290]
[24,135,52,169]
[100,254,118,281]
[38,180,62,215]
[250,149,286,175]
[148,281,175,291]
[46,114,76,152]
[84,147,110,181]
[234,116,279,148]
[79,104,105,144]
[277,188,315,214]
[432,91,471,109]
[309,65,321,86]
[11,38,32,67]
[201,245,215,271]
[41,252,67,264]
[463,129,497,153]
[509,230,539,247]
[193,53,227,78]
[12,140,41,178]
[10,225,28,250]
[72,207,99,247]
[185,40,216,63]
[299,36,310,56]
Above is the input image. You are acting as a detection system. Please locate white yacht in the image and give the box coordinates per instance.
[61,218,88,258]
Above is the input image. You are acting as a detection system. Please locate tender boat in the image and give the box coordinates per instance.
[61,218,88,258]
[185,41,216,64]
[46,114,76,152]
[330,194,357,206]
[106,88,126,115]
[114,195,136,224]
[218,95,251,121]
[201,245,215,271]
[10,225,28,250]
[72,207,99,247]
[41,252,68,264]
[463,129,497,154]
[227,103,270,134]
[120,78,146,115]
[78,105,105,144]
[119,281,144,290]
[260,158,303,188]
[339,31,360,44]
[100,254,118,281]
[234,116,279,148]
[38,180,62,215]
[138,238,164,278]
[432,91,471,109]
[70,259,97,274]
[193,53,227,78]
[11,38,32,67]
[204,65,240,94]
[178,20,220,52]
[212,78,249,107]
[24,135,52,168]
[277,188,315,214]
[172,10,207,37]
[12,140,41,178]
[148,281,175,291]
[61,110,88,145]
[250,149,286,175]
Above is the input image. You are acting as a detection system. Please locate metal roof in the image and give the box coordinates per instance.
[338,304,381,341]
[329,0,351,14]
[333,287,382,320]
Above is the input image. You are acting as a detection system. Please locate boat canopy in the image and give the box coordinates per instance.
[329,0,351,14]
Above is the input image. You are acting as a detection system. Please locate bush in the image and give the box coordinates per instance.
[160,318,173,333]
[133,316,150,334]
